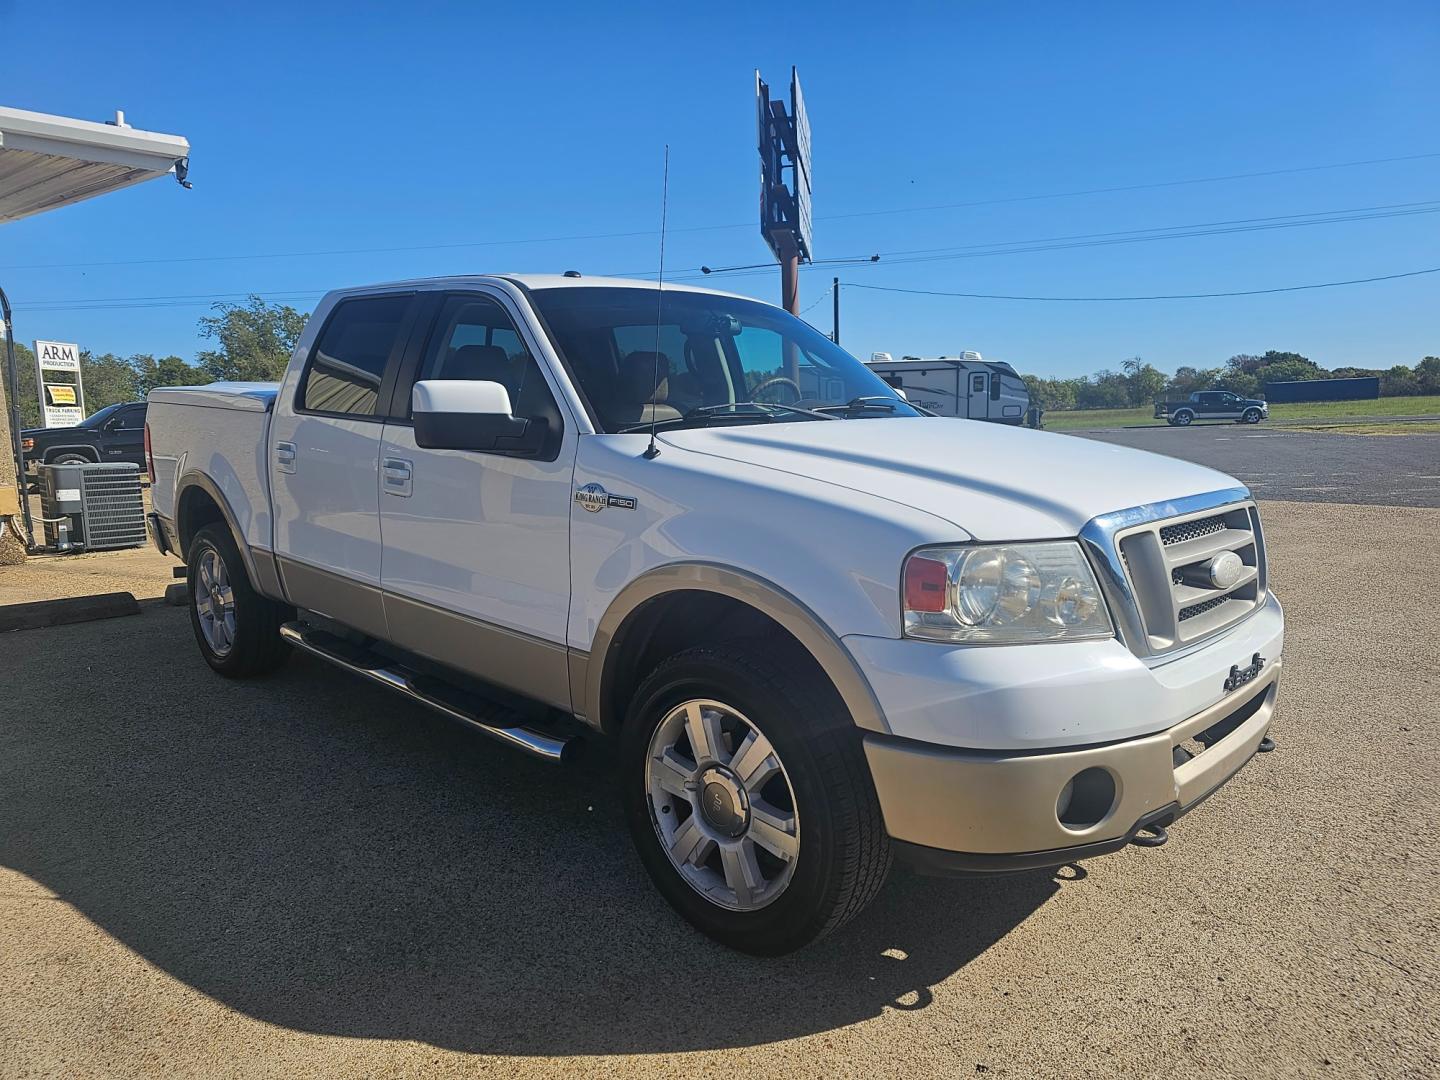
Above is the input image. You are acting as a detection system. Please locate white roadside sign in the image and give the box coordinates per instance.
[34,339,85,426]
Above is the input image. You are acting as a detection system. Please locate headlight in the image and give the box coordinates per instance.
[903,541,1114,643]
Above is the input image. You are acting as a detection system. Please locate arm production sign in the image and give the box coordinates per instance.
[34,340,85,426]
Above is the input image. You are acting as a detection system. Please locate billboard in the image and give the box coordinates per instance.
[757,66,813,264]
[790,67,812,261]
[34,339,85,426]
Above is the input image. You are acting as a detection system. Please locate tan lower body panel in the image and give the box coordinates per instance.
[379,592,572,713]
[278,557,390,641]
[865,662,1281,856]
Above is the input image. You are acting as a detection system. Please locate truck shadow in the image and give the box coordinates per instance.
[1,608,1058,1056]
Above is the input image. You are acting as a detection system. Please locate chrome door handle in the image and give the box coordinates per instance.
[275,441,297,474]
[382,457,413,497]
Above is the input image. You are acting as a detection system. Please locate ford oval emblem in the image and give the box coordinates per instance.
[575,483,608,513]
[1207,551,1245,590]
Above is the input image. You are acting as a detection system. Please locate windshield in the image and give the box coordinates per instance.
[78,403,125,428]
[528,286,922,432]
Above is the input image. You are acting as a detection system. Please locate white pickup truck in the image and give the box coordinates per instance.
[145,274,1283,954]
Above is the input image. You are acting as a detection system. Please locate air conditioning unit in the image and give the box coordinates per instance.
[38,462,147,552]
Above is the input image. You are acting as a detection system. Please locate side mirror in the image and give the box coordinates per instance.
[411,379,547,455]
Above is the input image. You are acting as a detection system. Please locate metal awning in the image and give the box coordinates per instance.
[0,106,190,223]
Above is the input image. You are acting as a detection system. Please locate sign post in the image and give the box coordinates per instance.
[33,340,84,427]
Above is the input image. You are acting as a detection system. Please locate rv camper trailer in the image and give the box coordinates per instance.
[867,352,1030,424]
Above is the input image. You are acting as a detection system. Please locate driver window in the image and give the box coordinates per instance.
[415,295,558,422]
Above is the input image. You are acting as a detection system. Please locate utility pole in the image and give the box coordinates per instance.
[0,287,30,561]
[832,277,840,344]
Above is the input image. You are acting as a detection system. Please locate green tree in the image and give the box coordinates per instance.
[1120,357,1167,406]
[78,351,141,412]
[195,296,309,382]
[9,341,40,427]
[1165,365,1220,397]
[1075,370,1132,409]
[132,353,200,396]
[1256,357,1326,389]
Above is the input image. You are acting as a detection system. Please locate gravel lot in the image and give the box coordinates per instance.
[2,499,1437,1078]
[1072,425,1440,507]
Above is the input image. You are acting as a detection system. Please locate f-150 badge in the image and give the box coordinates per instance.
[575,483,636,513]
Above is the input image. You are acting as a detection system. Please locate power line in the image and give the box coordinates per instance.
[797,283,833,316]
[4,150,1437,273]
[15,200,1440,312]
[842,265,1440,302]
[662,200,1440,284]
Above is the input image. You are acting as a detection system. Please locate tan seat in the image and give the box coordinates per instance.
[609,351,683,427]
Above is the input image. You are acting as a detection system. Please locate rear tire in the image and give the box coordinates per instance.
[621,642,891,955]
[49,452,93,465]
[187,523,291,677]
[1173,410,1194,426]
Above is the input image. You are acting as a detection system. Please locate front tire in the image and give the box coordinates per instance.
[187,523,291,677]
[621,642,891,955]
[1243,408,1262,424]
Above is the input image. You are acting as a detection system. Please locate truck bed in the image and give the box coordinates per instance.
[146,382,280,559]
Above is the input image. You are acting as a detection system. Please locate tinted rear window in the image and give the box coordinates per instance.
[299,294,412,417]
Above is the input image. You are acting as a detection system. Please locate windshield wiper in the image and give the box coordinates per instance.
[616,401,832,434]
[686,401,835,420]
[813,395,899,414]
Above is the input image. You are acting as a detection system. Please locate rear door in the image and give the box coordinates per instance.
[377,289,577,709]
[269,291,420,638]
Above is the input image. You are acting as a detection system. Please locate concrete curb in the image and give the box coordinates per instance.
[0,591,141,632]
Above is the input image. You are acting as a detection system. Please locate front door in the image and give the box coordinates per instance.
[105,404,147,465]
[269,291,418,638]
[378,290,576,710]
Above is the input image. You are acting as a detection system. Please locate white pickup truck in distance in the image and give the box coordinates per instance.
[145,274,1284,954]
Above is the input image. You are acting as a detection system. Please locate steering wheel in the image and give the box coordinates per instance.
[751,376,802,405]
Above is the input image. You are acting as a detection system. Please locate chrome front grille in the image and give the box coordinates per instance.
[1159,514,1226,546]
[1114,499,1265,653]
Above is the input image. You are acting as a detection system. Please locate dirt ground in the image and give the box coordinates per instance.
[1,499,1436,1078]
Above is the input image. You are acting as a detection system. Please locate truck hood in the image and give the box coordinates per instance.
[658,417,1245,539]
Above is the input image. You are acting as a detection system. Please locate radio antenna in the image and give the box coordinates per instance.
[643,144,670,460]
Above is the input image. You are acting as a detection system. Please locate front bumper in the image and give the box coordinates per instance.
[864,659,1281,873]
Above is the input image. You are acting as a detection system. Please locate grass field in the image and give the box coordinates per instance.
[1040,394,1440,431]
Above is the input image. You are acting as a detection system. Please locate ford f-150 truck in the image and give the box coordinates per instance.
[1155,390,1268,426]
[145,274,1283,954]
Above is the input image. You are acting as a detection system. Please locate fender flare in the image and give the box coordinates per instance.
[174,471,283,599]
[40,444,101,463]
[583,562,890,736]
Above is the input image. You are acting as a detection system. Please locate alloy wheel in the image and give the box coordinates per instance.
[644,699,800,911]
[195,547,237,657]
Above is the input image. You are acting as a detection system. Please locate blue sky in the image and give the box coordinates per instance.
[2,1,1436,377]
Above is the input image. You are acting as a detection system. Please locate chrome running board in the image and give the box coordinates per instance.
[279,621,577,764]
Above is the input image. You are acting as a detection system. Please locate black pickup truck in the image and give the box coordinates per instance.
[1154,390,1268,426]
[21,400,148,472]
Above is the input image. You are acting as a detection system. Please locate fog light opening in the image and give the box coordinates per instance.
[1057,767,1117,830]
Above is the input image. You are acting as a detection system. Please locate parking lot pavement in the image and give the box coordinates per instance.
[1072,425,1440,507]
[2,499,1437,1079]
